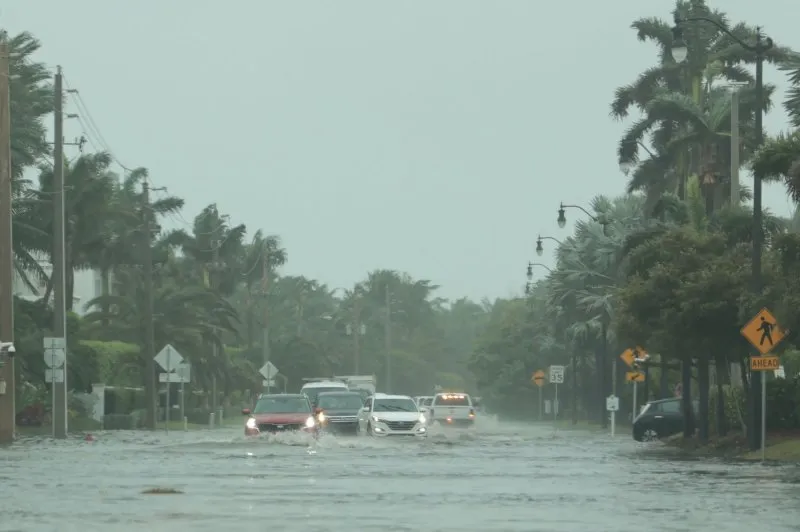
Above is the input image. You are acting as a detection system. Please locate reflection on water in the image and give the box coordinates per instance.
[2,416,800,532]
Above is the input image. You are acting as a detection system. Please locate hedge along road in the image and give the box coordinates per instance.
[2,419,799,532]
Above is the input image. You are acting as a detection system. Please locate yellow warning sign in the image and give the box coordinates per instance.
[626,371,645,383]
[741,307,785,355]
[750,355,780,371]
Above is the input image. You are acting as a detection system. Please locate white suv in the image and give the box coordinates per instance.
[358,394,427,437]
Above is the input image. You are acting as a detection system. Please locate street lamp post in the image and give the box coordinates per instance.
[557,202,610,231]
[671,13,773,452]
[536,235,563,257]
[525,262,553,294]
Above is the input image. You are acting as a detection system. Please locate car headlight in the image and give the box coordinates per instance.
[245,418,257,429]
[317,412,326,422]
[418,414,426,424]
[371,415,381,423]
[305,416,316,428]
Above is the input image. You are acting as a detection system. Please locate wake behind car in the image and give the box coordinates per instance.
[242,394,317,436]
[315,391,364,434]
[428,393,476,427]
[358,393,427,437]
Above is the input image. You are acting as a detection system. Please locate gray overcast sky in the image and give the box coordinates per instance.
[3,0,798,301]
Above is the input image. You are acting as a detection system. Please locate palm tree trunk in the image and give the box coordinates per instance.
[681,357,695,438]
[698,357,710,443]
[101,267,110,328]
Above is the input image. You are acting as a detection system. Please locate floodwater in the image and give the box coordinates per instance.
[2,418,800,532]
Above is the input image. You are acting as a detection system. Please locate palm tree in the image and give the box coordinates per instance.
[612,0,788,199]
[36,153,116,309]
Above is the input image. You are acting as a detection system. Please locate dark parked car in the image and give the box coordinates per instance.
[632,398,699,442]
[315,391,364,434]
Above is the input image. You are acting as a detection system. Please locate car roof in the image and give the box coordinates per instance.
[317,391,361,396]
[300,381,348,389]
[374,394,414,401]
[258,394,307,399]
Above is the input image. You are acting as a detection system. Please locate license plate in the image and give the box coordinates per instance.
[277,425,284,428]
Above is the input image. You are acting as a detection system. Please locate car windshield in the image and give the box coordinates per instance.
[433,394,470,406]
[318,394,363,410]
[253,396,310,414]
[373,398,418,412]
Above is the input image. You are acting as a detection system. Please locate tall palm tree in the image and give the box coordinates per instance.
[36,153,116,309]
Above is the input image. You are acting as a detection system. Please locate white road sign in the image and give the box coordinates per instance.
[259,361,279,379]
[175,362,191,382]
[45,368,65,383]
[606,395,619,412]
[154,344,184,372]
[262,379,276,387]
[549,365,565,384]
[43,337,66,368]
[160,373,189,383]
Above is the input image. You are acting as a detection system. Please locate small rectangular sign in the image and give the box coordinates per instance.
[750,355,780,371]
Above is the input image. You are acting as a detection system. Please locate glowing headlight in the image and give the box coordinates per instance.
[418,414,426,424]
[305,416,316,428]
[317,412,326,422]
[245,418,257,429]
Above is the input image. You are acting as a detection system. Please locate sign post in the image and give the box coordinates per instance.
[741,307,786,461]
[260,361,279,394]
[621,347,647,420]
[548,365,564,427]
[606,395,619,436]
[155,344,185,433]
[43,337,66,438]
[531,370,545,420]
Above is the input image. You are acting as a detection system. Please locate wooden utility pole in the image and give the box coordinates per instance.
[260,243,271,393]
[52,66,68,439]
[352,297,362,374]
[0,41,16,444]
[210,237,220,416]
[142,181,157,429]
[384,285,392,394]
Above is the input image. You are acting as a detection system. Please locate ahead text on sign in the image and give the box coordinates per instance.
[750,355,780,371]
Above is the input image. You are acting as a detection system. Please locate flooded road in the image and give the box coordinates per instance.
[2,418,800,531]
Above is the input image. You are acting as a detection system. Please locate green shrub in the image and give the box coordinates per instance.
[103,414,135,430]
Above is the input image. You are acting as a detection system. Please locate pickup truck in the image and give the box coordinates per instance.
[428,393,476,427]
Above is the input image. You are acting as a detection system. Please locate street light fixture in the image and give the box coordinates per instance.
[671,12,773,453]
[527,262,553,279]
[558,202,609,231]
[557,205,567,228]
[536,235,562,257]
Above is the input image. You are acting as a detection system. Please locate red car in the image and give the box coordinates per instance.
[242,394,317,436]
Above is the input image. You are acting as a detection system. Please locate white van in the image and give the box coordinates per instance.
[300,380,349,407]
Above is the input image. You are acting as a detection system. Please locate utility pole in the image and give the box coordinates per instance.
[210,237,220,416]
[261,243,271,393]
[52,66,68,439]
[142,181,157,429]
[352,298,362,374]
[384,285,392,394]
[730,88,740,205]
[0,41,16,444]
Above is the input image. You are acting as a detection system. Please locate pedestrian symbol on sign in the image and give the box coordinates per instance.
[758,316,775,346]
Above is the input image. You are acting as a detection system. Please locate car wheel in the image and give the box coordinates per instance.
[641,428,658,442]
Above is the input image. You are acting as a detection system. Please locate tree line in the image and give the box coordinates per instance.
[468,0,800,442]
[4,28,491,429]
